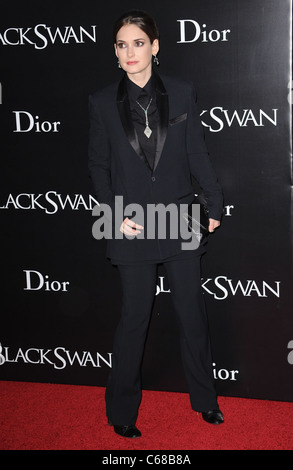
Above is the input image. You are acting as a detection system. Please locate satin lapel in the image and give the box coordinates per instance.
[116,75,152,172]
[153,72,169,172]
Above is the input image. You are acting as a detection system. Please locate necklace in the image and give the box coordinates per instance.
[136,97,152,138]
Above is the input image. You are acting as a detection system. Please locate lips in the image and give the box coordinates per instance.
[127,61,138,65]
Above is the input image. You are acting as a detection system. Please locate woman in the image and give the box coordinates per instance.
[88,10,224,438]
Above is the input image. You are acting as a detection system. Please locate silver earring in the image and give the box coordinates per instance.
[117,59,121,69]
[153,55,159,66]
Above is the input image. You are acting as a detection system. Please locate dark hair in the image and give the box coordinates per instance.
[113,10,159,44]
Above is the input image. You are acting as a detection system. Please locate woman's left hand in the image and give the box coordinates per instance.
[208,218,221,233]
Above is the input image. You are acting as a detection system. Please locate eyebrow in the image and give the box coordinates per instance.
[116,38,145,42]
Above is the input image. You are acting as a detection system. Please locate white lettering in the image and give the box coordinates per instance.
[201,277,280,300]
[0,24,97,49]
[23,270,69,292]
[0,192,99,214]
[0,345,113,370]
[213,363,239,381]
[2,28,20,45]
[34,24,48,49]
[224,205,234,216]
[177,20,231,43]
[156,276,171,296]
[200,107,278,132]
[19,27,34,45]
[156,275,280,300]
[13,111,60,133]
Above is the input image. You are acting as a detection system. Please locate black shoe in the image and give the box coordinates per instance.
[202,409,224,425]
[108,419,141,438]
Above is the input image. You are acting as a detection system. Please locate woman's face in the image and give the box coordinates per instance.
[114,24,159,81]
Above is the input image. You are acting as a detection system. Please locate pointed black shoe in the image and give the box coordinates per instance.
[202,410,224,425]
[108,419,141,438]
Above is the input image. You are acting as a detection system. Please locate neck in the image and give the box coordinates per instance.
[127,66,152,88]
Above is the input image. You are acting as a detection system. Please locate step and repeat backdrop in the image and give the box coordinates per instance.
[1,0,292,402]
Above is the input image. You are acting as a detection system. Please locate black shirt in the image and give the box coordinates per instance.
[126,74,158,171]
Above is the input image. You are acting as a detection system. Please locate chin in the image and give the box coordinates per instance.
[124,65,141,73]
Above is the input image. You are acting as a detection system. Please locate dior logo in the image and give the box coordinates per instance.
[23,270,69,292]
[212,363,239,381]
[13,111,60,133]
[177,20,231,43]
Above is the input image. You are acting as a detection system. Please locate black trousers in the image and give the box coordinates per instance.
[105,252,219,425]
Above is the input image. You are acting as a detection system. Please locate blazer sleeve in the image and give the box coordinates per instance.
[88,93,115,213]
[186,86,223,221]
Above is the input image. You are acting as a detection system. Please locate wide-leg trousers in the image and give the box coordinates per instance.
[105,252,219,425]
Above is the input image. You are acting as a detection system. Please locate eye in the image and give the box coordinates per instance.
[117,42,126,49]
[135,41,144,47]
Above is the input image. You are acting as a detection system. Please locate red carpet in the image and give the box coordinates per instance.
[0,381,292,450]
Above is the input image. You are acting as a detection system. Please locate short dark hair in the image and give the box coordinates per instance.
[113,10,159,44]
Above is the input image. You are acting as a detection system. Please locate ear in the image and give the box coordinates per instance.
[152,39,159,56]
[114,43,118,57]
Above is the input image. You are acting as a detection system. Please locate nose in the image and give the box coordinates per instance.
[127,45,135,57]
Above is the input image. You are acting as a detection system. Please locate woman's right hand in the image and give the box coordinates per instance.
[120,217,144,236]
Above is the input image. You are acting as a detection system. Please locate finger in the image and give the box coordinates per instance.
[120,223,142,235]
[127,220,144,229]
[208,220,220,233]
[125,228,141,235]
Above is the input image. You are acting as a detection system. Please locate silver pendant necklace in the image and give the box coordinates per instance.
[136,98,152,138]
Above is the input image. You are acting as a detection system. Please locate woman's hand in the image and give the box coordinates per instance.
[120,217,144,236]
[208,218,221,233]
[120,217,219,235]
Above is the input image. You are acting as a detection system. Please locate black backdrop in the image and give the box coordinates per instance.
[1,0,293,402]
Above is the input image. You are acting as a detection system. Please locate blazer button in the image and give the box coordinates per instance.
[151,176,156,182]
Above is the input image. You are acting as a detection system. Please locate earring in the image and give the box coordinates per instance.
[117,59,121,69]
[153,55,159,66]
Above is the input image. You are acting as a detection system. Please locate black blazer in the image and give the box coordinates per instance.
[88,71,223,263]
